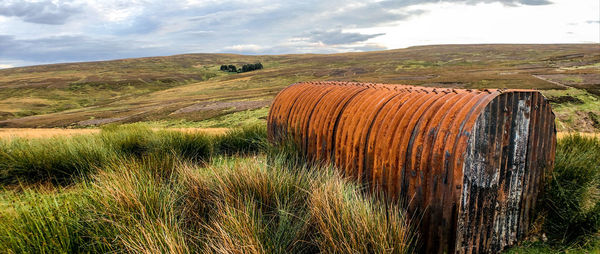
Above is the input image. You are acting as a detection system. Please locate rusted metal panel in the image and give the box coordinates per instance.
[267,81,556,254]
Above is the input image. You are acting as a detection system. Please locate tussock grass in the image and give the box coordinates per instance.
[0,124,266,185]
[0,135,111,185]
[0,124,413,253]
[0,153,413,253]
[309,178,412,253]
[0,187,94,253]
[5,125,599,253]
[540,134,600,246]
[213,124,268,156]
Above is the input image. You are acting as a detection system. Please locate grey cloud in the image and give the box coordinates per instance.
[0,0,557,66]
[352,44,388,51]
[0,0,82,25]
[184,1,421,33]
[466,0,552,6]
[505,0,552,5]
[217,42,387,55]
[383,0,552,7]
[306,30,385,45]
[0,34,170,64]
[111,16,161,35]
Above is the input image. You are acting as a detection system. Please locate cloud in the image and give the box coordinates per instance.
[111,16,161,35]
[1,0,587,67]
[223,44,266,53]
[0,0,82,25]
[501,0,552,6]
[0,34,170,63]
[306,30,385,45]
[373,0,552,8]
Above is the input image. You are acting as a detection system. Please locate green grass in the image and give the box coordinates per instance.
[0,145,413,253]
[0,187,99,253]
[0,124,266,185]
[541,134,600,245]
[1,126,600,253]
[506,134,600,253]
[542,88,600,132]
[194,107,270,128]
[144,107,270,128]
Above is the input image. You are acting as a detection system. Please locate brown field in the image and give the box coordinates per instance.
[0,44,598,131]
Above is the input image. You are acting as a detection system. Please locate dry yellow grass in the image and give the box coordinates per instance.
[557,132,600,139]
[2,129,596,140]
[0,127,230,140]
[0,128,100,139]
[167,128,229,135]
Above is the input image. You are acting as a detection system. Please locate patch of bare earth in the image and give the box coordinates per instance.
[556,111,600,133]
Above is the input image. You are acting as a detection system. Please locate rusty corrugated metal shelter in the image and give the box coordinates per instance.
[267,81,556,254]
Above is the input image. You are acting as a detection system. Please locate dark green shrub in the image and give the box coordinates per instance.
[227,65,237,72]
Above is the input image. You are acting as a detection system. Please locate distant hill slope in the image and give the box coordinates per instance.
[0,44,598,131]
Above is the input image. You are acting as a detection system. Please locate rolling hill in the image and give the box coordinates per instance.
[0,44,598,131]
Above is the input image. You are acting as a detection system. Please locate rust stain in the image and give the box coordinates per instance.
[267,81,556,254]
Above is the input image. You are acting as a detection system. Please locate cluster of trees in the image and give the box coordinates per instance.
[219,63,263,73]
[220,65,238,72]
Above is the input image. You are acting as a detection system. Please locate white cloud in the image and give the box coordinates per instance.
[223,44,266,52]
[352,0,599,48]
[0,0,596,67]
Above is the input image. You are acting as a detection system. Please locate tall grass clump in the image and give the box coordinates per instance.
[214,124,268,155]
[541,134,600,245]
[0,124,414,253]
[188,155,414,253]
[0,135,113,185]
[84,154,192,253]
[0,186,111,253]
[0,153,412,253]
[101,124,214,163]
[309,178,413,253]
[0,124,268,185]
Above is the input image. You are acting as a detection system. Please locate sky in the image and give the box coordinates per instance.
[0,0,598,68]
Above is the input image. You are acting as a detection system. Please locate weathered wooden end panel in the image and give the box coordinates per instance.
[267,81,556,253]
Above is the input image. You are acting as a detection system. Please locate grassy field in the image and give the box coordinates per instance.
[0,125,414,253]
[0,44,598,132]
[0,126,598,253]
[0,44,599,252]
